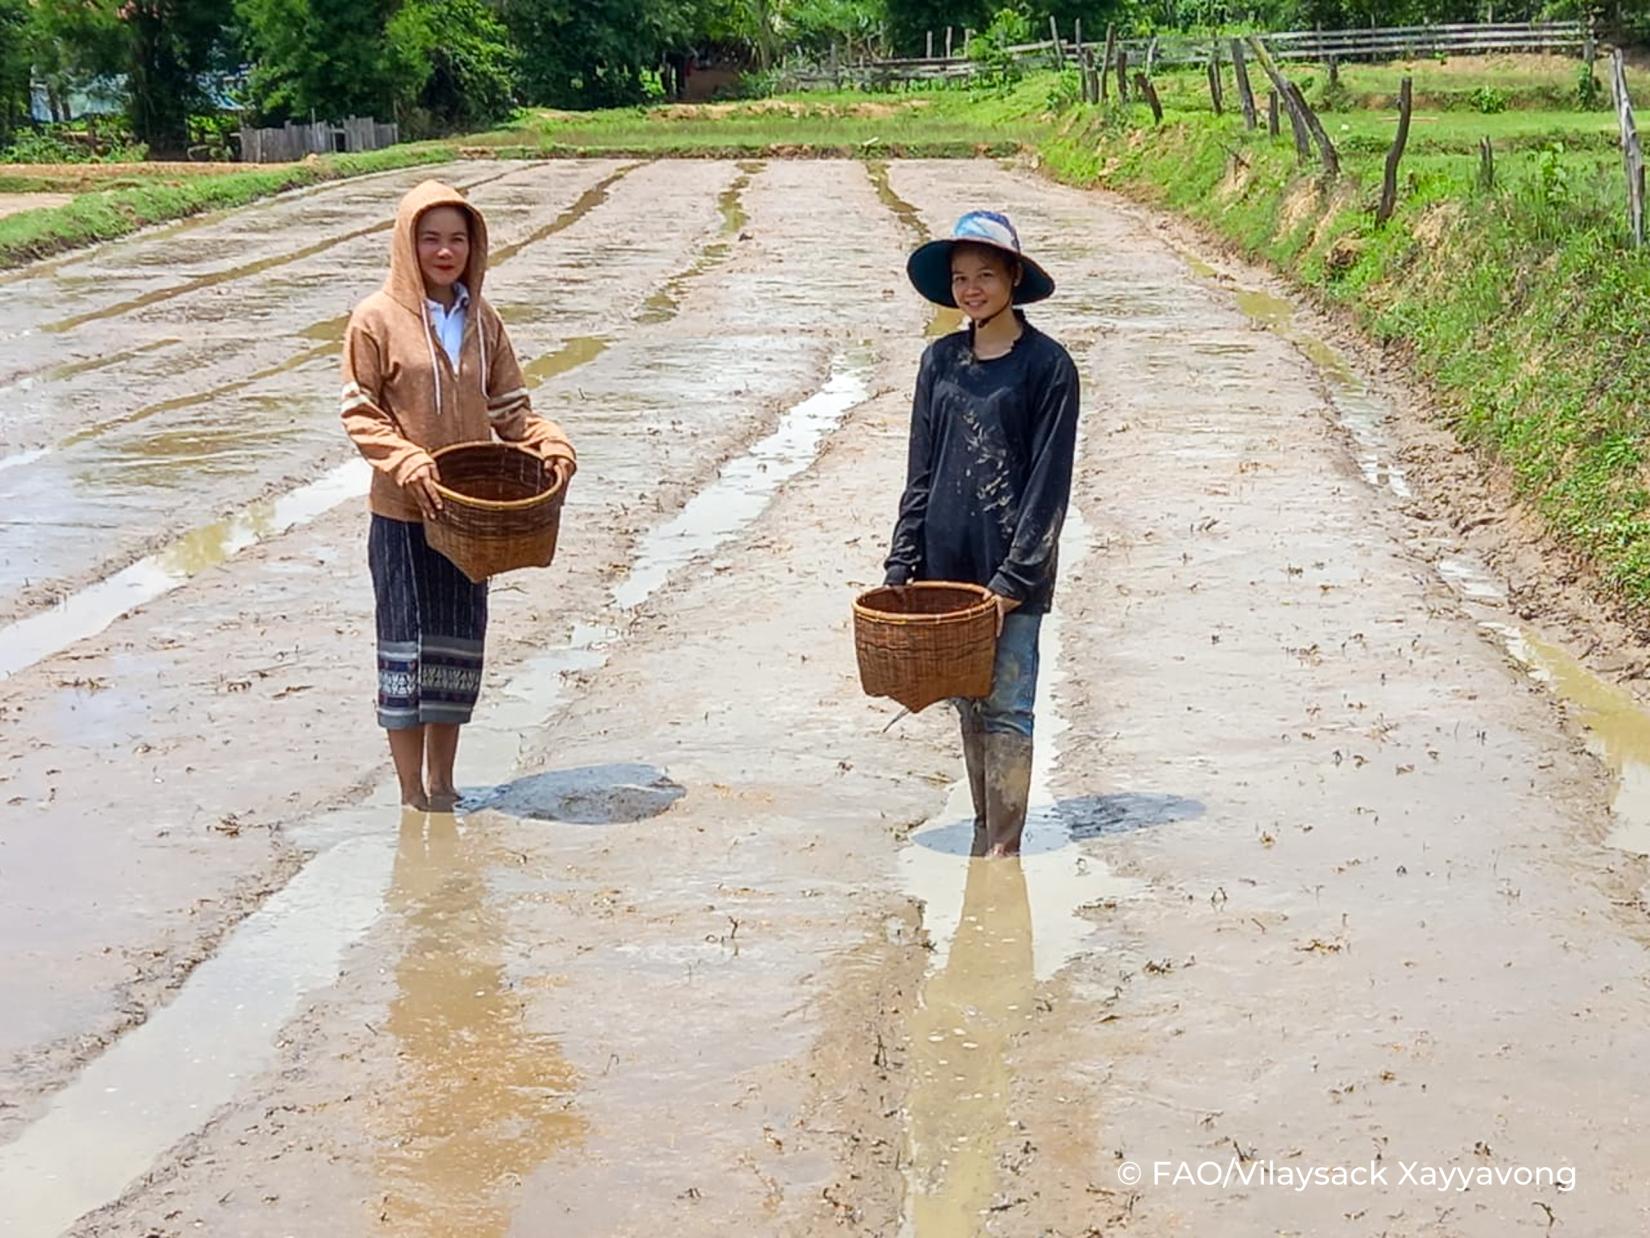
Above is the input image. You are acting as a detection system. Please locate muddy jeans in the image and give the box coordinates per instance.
[957,612,1042,738]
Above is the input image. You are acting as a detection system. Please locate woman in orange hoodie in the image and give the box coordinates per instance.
[341,180,576,812]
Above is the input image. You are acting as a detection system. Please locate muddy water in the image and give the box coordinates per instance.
[375,811,585,1237]
[0,459,367,679]
[0,159,711,628]
[637,161,758,324]
[1202,261,1650,868]
[0,343,875,1232]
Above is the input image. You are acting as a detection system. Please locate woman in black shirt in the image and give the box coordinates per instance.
[885,211,1080,857]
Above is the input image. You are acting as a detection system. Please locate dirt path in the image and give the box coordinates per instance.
[3,158,1649,1236]
[0,193,73,220]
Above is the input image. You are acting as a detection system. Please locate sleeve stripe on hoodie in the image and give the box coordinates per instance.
[486,387,527,409]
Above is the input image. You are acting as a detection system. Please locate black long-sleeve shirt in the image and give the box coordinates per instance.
[883,317,1080,614]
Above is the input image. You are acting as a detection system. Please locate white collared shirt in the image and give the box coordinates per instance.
[426,282,469,369]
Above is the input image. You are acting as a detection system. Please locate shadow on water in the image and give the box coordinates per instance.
[467,763,685,825]
[910,792,1204,856]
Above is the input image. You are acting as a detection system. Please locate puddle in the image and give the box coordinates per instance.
[375,811,585,1237]
[523,336,610,387]
[0,355,876,1231]
[1229,281,1411,499]
[897,499,1139,1232]
[925,307,964,338]
[866,160,932,243]
[1479,623,1650,858]
[56,341,337,452]
[38,167,523,337]
[0,829,395,1238]
[897,501,1139,979]
[0,459,369,680]
[636,163,757,325]
[467,764,685,823]
[489,164,640,266]
[612,350,873,610]
[902,858,1033,1235]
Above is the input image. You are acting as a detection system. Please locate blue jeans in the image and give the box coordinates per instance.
[957,612,1042,738]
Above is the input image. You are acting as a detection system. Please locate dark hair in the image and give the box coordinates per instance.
[416,204,472,238]
[951,241,1022,285]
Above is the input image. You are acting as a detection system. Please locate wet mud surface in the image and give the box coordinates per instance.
[4,158,1650,1236]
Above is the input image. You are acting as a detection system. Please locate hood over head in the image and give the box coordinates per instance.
[386,180,489,311]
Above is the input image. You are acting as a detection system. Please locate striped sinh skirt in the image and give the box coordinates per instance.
[368,515,488,730]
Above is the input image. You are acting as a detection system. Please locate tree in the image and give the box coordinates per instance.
[236,0,401,122]
[387,0,521,131]
[120,0,239,154]
[502,0,698,108]
[0,0,31,143]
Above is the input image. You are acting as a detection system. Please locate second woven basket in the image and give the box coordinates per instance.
[425,442,567,583]
[853,581,997,714]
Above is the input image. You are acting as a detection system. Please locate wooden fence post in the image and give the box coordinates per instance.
[1207,45,1224,115]
[1136,73,1164,124]
[1146,35,1159,75]
[1074,17,1082,57]
[1268,90,1280,136]
[1050,16,1065,68]
[1232,38,1258,130]
[1116,48,1129,102]
[926,29,934,59]
[1249,36,1338,174]
[1101,25,1116,102]
[1288,81,1341,175]
[1376,76,1413,225]
[1478,136,1495,190]
[1614,49,1645,247]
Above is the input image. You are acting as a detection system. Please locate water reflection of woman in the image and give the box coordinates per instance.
[905,857,1035,1231]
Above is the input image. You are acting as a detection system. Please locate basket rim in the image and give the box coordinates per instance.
[429,441,566,513]
[852,580,996,626]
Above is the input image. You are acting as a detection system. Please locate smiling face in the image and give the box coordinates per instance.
[416,205,471,296]
[950,242,1020,322]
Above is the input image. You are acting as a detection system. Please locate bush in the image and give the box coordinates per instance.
[968,7,1033,93]
[1,122,146,164]
[1469,86,1509,114]
[1577,63,1606,111]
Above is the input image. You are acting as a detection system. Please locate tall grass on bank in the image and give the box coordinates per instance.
[1041,91,1650,605]
[0,144,459,268]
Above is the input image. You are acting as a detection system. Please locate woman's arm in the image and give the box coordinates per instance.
[884,353,936,586]
[986,349,1080,603]
[340,312,436,486]
[485,316,577,478]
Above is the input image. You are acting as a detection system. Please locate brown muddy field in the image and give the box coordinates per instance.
[3,158,1650,1237]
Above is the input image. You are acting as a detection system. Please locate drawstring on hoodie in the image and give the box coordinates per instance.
[421,300,443,416]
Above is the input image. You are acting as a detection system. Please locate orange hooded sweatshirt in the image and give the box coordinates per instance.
[340,180,576,523]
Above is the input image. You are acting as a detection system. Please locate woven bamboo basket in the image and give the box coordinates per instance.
[853,581,997,714]
[424,442,567,584]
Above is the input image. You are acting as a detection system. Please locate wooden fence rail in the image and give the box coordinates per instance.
[784,20,1586,89]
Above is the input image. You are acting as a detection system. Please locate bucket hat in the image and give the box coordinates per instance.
[906,210,1055,308]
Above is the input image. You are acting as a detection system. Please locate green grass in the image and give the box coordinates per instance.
[0,143,460,269]
[464,84,1049,156]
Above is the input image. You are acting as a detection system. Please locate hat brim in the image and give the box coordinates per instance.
[906,238,1055,308]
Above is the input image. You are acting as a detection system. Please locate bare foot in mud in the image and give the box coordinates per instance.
[427,787,461,814]
[985,843,1021,860]
[401,788,431,812]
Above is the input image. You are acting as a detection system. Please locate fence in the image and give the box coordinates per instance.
[786,20,1588,90]
[238,116,400,163]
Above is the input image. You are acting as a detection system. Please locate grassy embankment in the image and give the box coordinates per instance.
[0,143,460,268]
[1037,54,1650,605]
